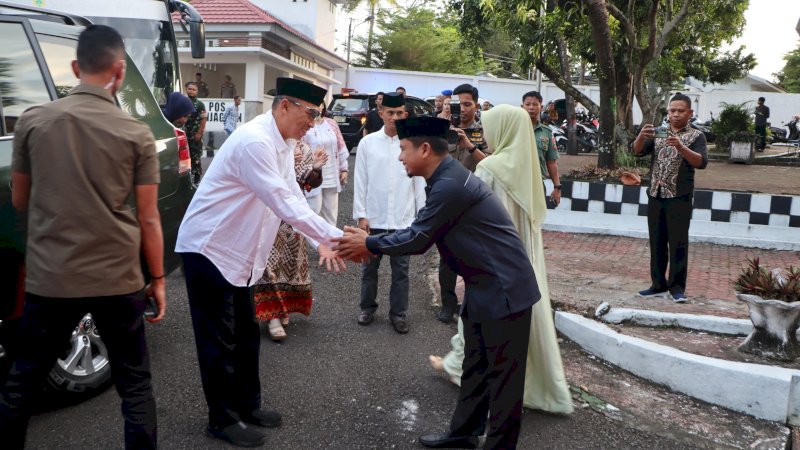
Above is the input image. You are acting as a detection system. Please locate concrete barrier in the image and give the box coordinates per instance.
[555,311,800,425]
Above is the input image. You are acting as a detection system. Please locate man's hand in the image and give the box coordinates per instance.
[332,226,373,263]
[637,123,655,141]
[312,148,328,170]
[453,127,473,150]
[194,131,203,142]
[294,148,303,164]
[339,171,348,186]
[357,218,370,234]
[144,278,166,324]
[549,189,561,206]
[317,244,346,272]
[665,135,686,152]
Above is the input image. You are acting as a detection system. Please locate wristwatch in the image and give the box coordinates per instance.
[553,184,562,190]
[467,144,477,154]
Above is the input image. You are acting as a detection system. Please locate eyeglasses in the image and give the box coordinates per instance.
[287,99,321,120]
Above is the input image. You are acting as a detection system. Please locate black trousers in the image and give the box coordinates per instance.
[755,124,767,150]
[647,194,692,294]
[439,260,458,312]
[360,229,410,318]
[181,252,261,428]
[450,307,532,449]
[0,290,156,449]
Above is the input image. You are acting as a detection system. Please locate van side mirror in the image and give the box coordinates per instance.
[170,0,205,59]
[189,21,205,59]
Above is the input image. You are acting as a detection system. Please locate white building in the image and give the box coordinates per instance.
[174,0,348,134]
[250,0,344,51]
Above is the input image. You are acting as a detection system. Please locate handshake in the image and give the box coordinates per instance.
[317,226,375,271]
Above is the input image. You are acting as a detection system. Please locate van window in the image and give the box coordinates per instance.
[0,21,51,135]
[37,34,78,99]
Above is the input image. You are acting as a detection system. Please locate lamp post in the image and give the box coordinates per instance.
[344,15,373,91]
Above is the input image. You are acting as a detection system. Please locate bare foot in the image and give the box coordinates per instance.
[429,355,444,372]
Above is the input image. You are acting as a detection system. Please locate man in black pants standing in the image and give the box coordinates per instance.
[754,96,770,152]
[633,93,708,303]
[335,117,540,449]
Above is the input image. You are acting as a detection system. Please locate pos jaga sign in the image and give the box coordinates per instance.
[201,99,246,132]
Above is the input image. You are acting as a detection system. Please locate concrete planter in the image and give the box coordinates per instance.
[736,293,800,361]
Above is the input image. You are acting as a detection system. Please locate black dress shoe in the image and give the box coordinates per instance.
[436,307,456,324]
[419,432,478,448]
[207,422,265,447]
[241,408,282,428]
[357,310,374,326]
[390,317,409,334]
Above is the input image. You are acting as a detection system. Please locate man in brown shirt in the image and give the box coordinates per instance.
[2,25,164,449]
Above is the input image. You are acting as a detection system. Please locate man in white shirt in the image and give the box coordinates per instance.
[353,92,426,334]
[222,95,241,136]
[175,78,344,448]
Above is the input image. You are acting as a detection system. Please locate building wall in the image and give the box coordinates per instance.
[340,67,800,124]
[183,64,247,98]
[249,0,337,52]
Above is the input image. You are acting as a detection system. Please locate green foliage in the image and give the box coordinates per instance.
[775,44,800,93]
[352,6,484,75]
[734,257,800,303]
[615,149,650,169]
[711,101,753,150]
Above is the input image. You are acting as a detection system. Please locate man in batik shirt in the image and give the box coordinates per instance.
[633,93,707,304]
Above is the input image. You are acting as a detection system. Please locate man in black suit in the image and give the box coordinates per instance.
[334,117,540,449]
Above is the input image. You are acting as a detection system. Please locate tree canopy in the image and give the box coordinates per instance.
[775,44,800,93]
[352,6,484,75]
[450,0,756,168]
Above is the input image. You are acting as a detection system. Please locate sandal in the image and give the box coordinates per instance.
[429,355,444,373]
[267,319,287,342]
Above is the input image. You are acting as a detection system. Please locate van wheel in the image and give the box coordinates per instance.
[47,314,112,396]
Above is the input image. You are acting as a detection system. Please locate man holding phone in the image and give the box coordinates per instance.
[633,93,708,304]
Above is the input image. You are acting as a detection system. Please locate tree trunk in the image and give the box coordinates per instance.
[584,0,617,168]
[555,35,578,155]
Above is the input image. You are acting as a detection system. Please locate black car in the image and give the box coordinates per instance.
[328,93,435,151]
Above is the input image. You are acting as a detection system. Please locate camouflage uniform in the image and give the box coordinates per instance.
[185,96,206,184]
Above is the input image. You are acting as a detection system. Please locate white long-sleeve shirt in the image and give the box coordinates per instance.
[176,111,342,287]
[352,127,426,230]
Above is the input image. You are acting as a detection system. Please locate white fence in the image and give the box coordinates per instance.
[337,67,800,125]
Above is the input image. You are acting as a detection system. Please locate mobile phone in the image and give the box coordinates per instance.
[143,296,158,319]
[654,128,669,138]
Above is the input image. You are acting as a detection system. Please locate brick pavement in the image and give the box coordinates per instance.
[543,230,800,319]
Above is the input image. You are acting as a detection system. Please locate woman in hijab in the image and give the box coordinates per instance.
[161,91,195,127]
[430,104,573,415]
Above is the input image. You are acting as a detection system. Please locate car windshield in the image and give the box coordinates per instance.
[89,17,178,105]
[330,98,367,114]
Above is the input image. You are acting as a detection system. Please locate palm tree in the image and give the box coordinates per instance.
[342,0,397,67]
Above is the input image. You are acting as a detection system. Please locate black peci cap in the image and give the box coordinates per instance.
[382,92,405,108]
[276,77,327,106]
[396,116,451,140]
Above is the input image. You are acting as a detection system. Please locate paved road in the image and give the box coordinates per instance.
[25,155,696,449]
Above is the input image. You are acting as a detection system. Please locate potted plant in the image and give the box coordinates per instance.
[733,257,800,361]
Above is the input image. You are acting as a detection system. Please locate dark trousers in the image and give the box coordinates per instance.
[181,252,261,428]
[439,260,458,312]
[647,194,692,294]
[450,307,532,449]
[189,141,203,184]
[755,124,766,150]
[0,291,156,449]
[360,229,410,318]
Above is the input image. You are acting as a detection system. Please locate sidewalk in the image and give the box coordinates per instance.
[543,230,799,320]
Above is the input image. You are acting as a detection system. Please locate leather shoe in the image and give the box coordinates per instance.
[419,432,478,448]
[241,408,282,428]
[390,317,409,334]
[357,310,374,326]
[436,307,456,324]
[207,422,265,447]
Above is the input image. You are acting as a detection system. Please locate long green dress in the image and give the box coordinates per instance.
[441,105,573,415]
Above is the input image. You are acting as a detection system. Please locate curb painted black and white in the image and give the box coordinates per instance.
[543,180,800,251]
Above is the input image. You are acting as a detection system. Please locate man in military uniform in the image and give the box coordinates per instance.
[185,81,207,184]
[522,91,561,206]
